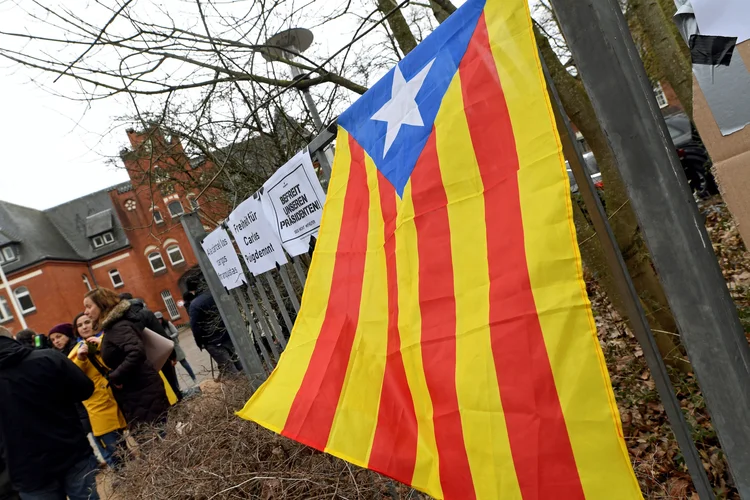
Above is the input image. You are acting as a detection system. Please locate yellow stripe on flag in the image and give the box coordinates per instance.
[434,73,523,500]
[395,182,443,497]
[325,153,389,465]
[237,128,353,433]
[482,2,642,497]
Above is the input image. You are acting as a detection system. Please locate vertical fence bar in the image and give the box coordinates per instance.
[264,273,292,346]
[548,0,749,495]
[180,213,266,386]
[278,265,302,313]
[244,280,281,363]
[292,256,307,288]
[253,274,286,347]
[232,288,271,375]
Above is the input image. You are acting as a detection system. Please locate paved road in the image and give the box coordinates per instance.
[173,327,215,390]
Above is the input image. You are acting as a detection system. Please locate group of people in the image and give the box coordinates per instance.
[0,287,206,500]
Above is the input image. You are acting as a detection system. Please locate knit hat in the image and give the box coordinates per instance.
[48,323,74,339]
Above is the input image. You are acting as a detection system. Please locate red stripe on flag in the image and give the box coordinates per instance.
[410,132,476,500]
[459,14,585,498]
[282,136,370,450]
[368,172,418,484]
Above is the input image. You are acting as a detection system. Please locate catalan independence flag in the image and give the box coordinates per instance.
[238,0,641,498]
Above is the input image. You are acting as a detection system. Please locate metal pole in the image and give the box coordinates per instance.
[549,0,750,495]
[180,213,266,386]
[0,263,27,330]
[541,59,714,497]
[290,65,324,131]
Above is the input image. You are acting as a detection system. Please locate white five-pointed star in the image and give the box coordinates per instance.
[371,59,435,158]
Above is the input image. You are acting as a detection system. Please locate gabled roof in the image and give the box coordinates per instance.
[44,184,130,262]
[85,209,113,236]
[0,182,132,274]
[0,201,83,273]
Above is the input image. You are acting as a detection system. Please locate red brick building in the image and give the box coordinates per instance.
[0,129,224,335]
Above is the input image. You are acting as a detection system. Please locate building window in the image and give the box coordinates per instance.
[0,296,12,323]
[653,82,669,109]
[167,201,184,218]
[13,287,35,315]
[0,246,17,263]
[161,290,180,320]
[108,269,124,288]
[82,274,92,291]
[92,232,114,248]
[148,252,167,273]
[187,195,199,211]
[166,245,185,265]
[153,210,164,224]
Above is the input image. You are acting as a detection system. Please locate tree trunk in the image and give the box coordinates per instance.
[377,0,418,55]
[429,0,455,23]
[536,26,691,372]
[630,0,693,116]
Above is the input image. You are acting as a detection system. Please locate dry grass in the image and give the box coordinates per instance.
[108,380,427,500]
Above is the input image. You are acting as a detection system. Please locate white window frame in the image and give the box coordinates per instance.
[108,269,124,288]
[148,252,167,273]
[92,235,104,248]
[102,232,115,244]
[161,290,181,320]
[13,287,35,315]
[153,210,164,224]
[2,247,16,261]
[82,274,92,291]
[187,195,199,210]
[653,82,669,109]
[166,245,185,265]
[167,200,184,218]
[0,296,12,323]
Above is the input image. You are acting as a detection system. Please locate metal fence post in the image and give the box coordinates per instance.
[541,58,713,496]
[180,212,266,387]
[549,0,750,495]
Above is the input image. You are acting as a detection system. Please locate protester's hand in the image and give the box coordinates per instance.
[77,343,89,361]
[87,336,102,346]
[171,359,177,367]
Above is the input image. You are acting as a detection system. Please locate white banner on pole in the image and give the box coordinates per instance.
[200,227,247,290]
[228,193,287,275]
[261,149,326,256]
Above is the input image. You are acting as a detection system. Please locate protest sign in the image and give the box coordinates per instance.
[228,193,287,275]
[261,149,326,256]
[200,227,247,290]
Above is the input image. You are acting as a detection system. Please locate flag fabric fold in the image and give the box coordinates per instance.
[238,0,642,498]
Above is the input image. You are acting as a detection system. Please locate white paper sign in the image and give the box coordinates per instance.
[200,227,247,290]
[692,0,750,43]
[261,149,326,256]
[228,193,287,275]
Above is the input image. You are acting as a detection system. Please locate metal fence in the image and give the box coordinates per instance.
[181,127,335,383]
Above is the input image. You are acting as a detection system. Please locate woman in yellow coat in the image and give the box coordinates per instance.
[69,312,128,468]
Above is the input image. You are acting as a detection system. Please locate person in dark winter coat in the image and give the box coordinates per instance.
[118,293,182,400]
[0,327,99,500]
[188,291,242,378]
[84,288,170,428]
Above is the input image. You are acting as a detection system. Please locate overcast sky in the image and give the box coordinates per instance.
[0,0,469,211]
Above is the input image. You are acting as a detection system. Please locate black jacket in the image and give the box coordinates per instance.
[188,292,231,349]
[100,300,170,426]
[0,336,94,492]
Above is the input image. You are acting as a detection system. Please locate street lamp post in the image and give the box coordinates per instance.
[263,28,332,182]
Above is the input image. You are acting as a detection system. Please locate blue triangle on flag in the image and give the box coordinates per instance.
[338,0,486,196]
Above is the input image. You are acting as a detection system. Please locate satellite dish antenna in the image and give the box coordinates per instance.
[262,28,314,62]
